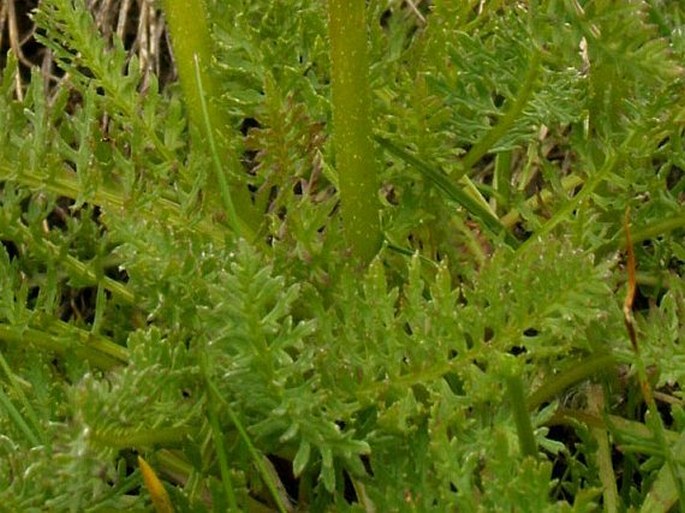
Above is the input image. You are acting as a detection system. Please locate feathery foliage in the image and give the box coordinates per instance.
[0,0,684,511]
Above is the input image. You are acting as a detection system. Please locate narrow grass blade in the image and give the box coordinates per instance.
[192,55,254,242]
[375,135,518,247]
[200,351,290,513]
[200,354,238,512]
[0,386,40,446]
[206,376,291,513]
[0,350,44,445]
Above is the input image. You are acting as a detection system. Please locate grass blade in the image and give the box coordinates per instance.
[375,135,518,247]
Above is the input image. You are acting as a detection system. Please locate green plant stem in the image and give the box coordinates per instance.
[193,55,253,241]
[199,352,238,511]
[493,149,513,211]
[527,353,617,411]
[551,409,681,444]
[90,427,191,449]
[160,0,215,134]
[507,374,538,458]
[161,0,257,233]
[587,385,618,513]
[500,174,584,228]
[7,220,134,304]
[602,214,685,252]
[225,410,290,513]
[634,349,685,508]
[0,163,226,246]
[328,0,381,264]
[155,449,279,513]
[459,50,542,176]
[202,359,290,513]
[0,320,128,370]
[516,150,620,255]
[207,396,239,512]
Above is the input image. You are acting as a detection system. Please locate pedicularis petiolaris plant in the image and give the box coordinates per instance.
[1,0,685,511]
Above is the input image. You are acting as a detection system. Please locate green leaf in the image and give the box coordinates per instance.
[293,440,311,477]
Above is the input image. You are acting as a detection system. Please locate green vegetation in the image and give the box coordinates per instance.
[0,0,684,511]
[328,0,382,263]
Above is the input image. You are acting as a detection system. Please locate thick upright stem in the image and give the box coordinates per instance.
[162,0,257,236]
[328,0,381,264]
[161,0,215,135]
